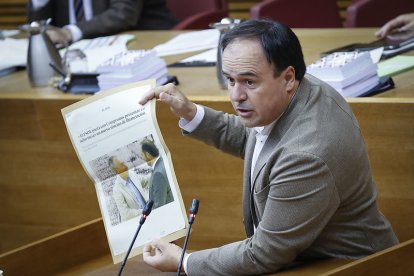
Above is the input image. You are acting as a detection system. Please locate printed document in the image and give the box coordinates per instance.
[61,79,187,263]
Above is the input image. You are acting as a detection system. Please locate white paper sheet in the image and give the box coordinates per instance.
[0,38,28,70]
[153,29,220,56]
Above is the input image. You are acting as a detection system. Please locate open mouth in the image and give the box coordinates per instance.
[237,107,253,117]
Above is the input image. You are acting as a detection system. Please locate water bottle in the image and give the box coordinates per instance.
[24,19,62,87]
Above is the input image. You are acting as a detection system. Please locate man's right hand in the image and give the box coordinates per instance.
[46,26,73,46]
[139,83,197,121]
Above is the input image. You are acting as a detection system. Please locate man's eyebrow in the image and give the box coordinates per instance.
[222,71,258,77]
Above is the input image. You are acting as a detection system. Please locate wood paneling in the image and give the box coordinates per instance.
[348,99,414,243]
[0,0,26,29]
[0,219,110,276]
[0,98,101,253]
[1,98,413,255]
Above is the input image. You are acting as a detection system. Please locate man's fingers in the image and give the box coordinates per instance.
[151,238,168,251]
[158,91,175,104]
[139,84,175,105]
[143,243,153,256]
[139,83,195,120]
[139,90,156,105]
[142,241,161,262]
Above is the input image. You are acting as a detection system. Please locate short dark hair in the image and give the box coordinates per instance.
[220,19,306,80]
[141,140,159,157]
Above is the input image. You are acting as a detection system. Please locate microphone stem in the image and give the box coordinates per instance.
[118,221,144,276]
[177,222,193,276]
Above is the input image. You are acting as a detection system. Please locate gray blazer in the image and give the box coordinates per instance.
[113,170,148,222]
[149,157,174,209]
[27,0,178,38]
[186,74,398,275]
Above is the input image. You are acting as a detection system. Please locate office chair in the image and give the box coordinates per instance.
[166,0,228,30]
[345,0,414,27]
[250,0,343,28]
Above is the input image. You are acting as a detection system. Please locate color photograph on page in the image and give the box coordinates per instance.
[61,79,188,264]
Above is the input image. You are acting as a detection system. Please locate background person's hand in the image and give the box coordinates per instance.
[143,239,187,272]
[46,26,73,46]
[375,13,414,39]
[139,83,197,121]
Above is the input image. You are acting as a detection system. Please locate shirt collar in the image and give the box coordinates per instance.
[118,175,129,186]
[254,122,274,138]
[150,156,160,169]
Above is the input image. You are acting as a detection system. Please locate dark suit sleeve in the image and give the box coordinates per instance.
[151,171,170,208]
[77,0,142,38]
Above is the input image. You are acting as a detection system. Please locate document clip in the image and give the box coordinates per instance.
[57,72,99,94]
[50,62,100,94]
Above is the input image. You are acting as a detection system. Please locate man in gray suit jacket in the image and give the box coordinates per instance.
[28,0,177,45]
[140,19,398,275]
[109,156,148,222]
[140,139,174,209]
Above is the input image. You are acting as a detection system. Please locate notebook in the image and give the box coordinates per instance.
[377,55,414,77]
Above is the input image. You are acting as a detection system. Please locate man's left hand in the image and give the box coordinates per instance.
[143,239,186,272]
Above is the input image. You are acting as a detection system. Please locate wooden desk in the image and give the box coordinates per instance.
[1,29,414,274]
[2,218,413,276]
[0,29,414,99]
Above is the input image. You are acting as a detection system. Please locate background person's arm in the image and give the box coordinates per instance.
[375,13,414,39]
[76,0,141,39]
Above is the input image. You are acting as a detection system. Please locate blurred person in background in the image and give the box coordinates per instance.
[27,0,178,45]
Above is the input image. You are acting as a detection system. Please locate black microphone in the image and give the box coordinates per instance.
[177,199,200,276]
[118,200,154,276]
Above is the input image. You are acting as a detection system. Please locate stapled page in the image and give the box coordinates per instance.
[61,79,188,263]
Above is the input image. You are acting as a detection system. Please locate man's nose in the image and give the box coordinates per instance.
[229,83,247,102]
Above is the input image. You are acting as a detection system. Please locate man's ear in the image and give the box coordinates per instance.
[283,66,296,92]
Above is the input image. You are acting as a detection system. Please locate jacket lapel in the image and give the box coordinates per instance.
[120,180,139,208]
[251,133,278,187]
[251,76,312,186]
[249,129,279,227]
[241,76,314,236]
[243,131,256,237]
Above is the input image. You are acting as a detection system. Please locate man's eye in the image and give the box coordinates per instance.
[246,80,254,86]
[227,77,235,85]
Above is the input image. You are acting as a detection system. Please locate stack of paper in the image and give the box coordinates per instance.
[0,38,28,76]
[96,50,168,91]
[307,51,379,97]
[62,34,135,73]
[153,29,219,57]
